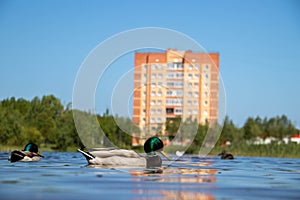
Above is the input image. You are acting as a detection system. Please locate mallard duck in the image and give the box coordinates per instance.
[8,143,44,162]
[78,136,170,168]
[218,150,234,160]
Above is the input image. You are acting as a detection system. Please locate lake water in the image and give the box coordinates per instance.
[0,152,299,200]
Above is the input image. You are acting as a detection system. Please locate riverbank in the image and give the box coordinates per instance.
[0,144,79,153]
[1,142,299,158]
[210,142,300,158]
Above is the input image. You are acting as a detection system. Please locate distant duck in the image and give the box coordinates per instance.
[8,143,44,162]
[218,150,234,160]
[78,136,170,168]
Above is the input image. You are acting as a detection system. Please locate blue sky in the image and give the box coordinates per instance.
[0,0,299,127]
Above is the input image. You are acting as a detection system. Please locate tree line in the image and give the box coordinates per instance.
[0,95,135,151]
[0,95,299,154]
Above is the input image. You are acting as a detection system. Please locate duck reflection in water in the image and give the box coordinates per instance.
[218,150,234,160]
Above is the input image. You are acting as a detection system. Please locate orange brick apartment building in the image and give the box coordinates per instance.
[132,49,219,145]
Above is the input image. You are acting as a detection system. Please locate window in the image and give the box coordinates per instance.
[188,74,193,79]
[151,64,156,70]
[167,62,183,70]
[176,73,183,79]
[157,91,162,96]
[174,108,182,114]
[167,90,183,97]
[188,65,193,70]
[157,82,162,88]
[150,118,155,123]
[203,110,208,116]
[151,91,155,96]
[194,100,198,105]
[204,100,208,106]
[187,100,192,105]
[167,63,173,69]
[176,82,183,88]
[177,63,183,69]
[173,63,178,69]
[194,83,199,88]
[151,74,156,79]
[157,109,162,114]
[194,74,199,79]
[193,110,198,115]
[151,83,156,88]
[150,109,155,114]
[195,65,199,70]
[188,91,192,97]
[157,100,162,105]
[187,110,192,115]
[143,74,147,80]
[166,82,174,87]
[194,92,199,97]
[166,108,174,114]
[151,100,155,105]
[167,81,183,88]
[167,73,174,79]
[166,99,182,105]
[167,72,183,79]
[157,118,162,123]
[158,73,163,79]
[176,90,183,96]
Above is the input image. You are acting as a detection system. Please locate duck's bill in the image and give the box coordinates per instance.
[37,152,44,157]
[160,151,171,161]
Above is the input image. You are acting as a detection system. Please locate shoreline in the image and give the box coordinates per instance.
[1,144,299,159]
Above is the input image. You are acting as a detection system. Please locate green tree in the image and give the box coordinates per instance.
[165,116,181,140]
[243,117,262,140]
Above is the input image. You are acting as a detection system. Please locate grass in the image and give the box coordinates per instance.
[209,142,300,158]
[1,142,300,158]
[0,144,79,152]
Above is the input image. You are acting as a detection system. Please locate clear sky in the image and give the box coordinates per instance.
[0,0,299,128]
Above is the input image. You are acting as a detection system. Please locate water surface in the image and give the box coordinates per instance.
[0,152,299,199]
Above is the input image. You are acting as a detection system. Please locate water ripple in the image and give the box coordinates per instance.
[0,152,300,200]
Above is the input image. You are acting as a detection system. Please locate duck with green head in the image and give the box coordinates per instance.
[8,143,44,162]
[78,136,170,168]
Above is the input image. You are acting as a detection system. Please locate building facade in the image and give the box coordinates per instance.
[132,49,219,145]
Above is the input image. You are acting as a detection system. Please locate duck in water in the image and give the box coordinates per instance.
[218,150,234,159]
[78,136,170,168]
[8,143,44,162]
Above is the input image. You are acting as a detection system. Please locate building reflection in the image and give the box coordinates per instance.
[130,167,217,200]
[160,191,215,200]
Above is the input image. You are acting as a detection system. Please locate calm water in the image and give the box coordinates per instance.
[0,152,299,200]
